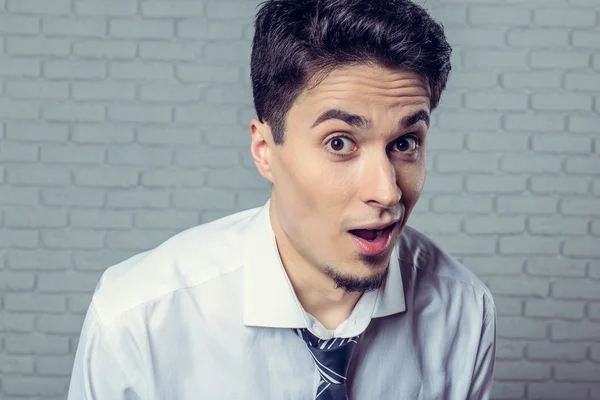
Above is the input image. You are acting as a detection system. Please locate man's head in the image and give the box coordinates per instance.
[249,0,451,293]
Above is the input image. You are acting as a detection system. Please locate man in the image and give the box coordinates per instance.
[68,0,496,399]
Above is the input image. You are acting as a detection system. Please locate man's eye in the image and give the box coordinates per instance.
[327,137,355,154]
[394,136,420,152]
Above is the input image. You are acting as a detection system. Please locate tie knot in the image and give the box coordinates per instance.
[294,328,360,386]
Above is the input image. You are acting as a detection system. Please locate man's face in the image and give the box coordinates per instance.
[255,64,430,292]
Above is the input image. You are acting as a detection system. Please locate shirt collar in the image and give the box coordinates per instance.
[243,200,406,329]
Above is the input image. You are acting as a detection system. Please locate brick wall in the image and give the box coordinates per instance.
[0,0,598,399]
[422,2,600,399]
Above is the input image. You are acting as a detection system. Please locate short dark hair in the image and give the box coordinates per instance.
[251,0,452,144]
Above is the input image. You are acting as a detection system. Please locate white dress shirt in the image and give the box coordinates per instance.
[68,200,496,400]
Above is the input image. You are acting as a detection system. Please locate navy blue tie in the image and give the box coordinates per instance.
[294,328,360,400]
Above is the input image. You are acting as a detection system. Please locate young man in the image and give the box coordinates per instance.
[68,0,496,399]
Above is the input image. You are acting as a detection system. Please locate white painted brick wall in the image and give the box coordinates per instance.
[0,0,598,399]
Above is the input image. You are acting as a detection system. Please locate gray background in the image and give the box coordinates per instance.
[0,0,599,399]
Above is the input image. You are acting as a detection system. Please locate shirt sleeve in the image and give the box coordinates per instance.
[467,296,497,400]
[67,303,144,400]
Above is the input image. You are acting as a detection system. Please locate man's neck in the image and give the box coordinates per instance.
[292,276,363,330]
[269,207,363,330]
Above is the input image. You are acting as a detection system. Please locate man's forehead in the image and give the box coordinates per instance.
[294,66,431,108]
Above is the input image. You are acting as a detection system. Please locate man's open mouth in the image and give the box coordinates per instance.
[349,222,397,242]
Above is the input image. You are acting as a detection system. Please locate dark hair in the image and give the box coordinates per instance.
[251,0,452,144]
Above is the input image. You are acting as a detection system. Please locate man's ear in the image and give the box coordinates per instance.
[250,119,274,183]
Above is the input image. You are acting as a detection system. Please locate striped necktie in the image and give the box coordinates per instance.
[294,328,360,400]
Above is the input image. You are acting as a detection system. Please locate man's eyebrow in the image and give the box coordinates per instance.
[311,109,370,129]
[311,108,430,130]
[401,109,430,129]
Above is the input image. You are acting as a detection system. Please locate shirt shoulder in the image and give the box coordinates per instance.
[91,206,260,326]
[399,226,495,312]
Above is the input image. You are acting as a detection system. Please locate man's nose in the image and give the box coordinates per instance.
[360,153,401,209]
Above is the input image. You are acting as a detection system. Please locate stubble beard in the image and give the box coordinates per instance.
[323,255,390,293]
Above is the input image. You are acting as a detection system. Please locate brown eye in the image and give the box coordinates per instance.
[330,138,344,151]
[327,136,354,154]
[394,136,419,152]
